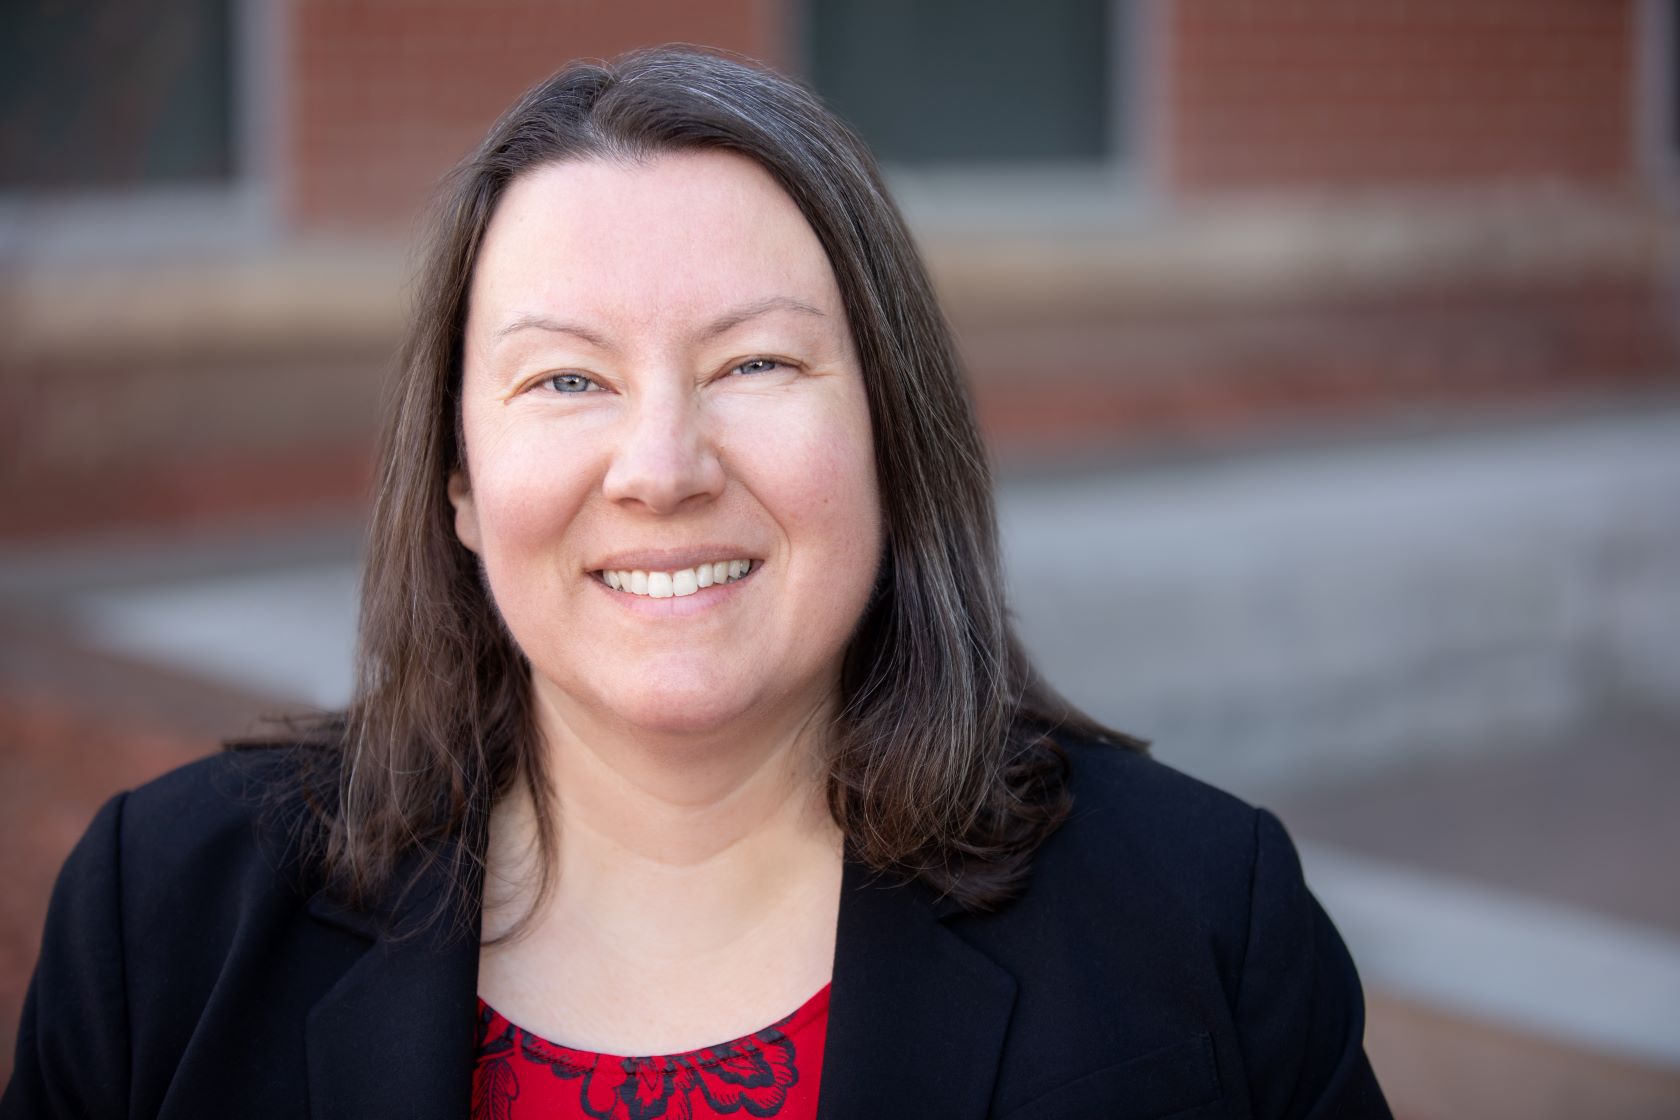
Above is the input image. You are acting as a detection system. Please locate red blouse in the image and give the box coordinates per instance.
[472,984,830,1120]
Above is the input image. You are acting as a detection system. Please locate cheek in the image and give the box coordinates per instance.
[729,393,882,567]
[812,434,882,554]
[463,423,596,565]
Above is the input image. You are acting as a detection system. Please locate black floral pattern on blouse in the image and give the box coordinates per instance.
[473,999,801,1120]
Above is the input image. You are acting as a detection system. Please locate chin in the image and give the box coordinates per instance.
[564,670,785,740]
[531,652,836,743]
[614,693,754,737]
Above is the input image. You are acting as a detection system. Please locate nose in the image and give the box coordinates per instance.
[600,385,726,513]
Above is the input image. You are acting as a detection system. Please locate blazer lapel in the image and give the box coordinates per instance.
[303,855,482,1120]
[819,858,1017,1120]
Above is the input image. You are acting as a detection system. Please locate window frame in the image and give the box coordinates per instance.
[790,0,1163,235]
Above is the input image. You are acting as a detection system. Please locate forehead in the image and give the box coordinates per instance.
[467,150,841,331]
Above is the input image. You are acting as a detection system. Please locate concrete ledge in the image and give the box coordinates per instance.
[2,189,1671,362]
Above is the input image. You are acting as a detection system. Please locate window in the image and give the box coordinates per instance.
[1639,0,1680,181]
[805,0,1130,170]
[1,0,237,192]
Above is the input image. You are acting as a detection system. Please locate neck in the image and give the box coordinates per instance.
[483,680,844,944]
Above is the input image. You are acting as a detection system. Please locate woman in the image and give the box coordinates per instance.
[4,48,1391,1119]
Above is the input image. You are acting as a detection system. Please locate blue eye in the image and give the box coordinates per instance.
[732,358,781,376]
[546,373,597,393]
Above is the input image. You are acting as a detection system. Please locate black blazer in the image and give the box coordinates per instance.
[3,738,1391,1119]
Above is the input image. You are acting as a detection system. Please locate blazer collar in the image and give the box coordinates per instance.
[818,857,1018,1120]
[303,851,482,1120]
[301,850,1017,1120]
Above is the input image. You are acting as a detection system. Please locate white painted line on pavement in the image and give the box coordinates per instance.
[1300,843,1680,1071]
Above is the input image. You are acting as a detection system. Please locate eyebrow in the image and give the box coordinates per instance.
[493,295,825,347]
[698,295,826,339]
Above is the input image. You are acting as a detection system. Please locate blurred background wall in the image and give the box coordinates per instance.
[5,0,1676,529]
[3,2,1679,1116]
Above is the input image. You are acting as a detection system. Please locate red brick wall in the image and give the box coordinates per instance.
[284,0,785,229]
[1166,0,1636,191]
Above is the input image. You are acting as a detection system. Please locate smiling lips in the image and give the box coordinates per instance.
[599,559,754,599]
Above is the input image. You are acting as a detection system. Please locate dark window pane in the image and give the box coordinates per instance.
[809,0,1117,166]
[1672,1,1680,152]
[0,0,236,191]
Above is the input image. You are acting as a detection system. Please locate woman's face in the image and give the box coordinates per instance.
[451,151,882,743]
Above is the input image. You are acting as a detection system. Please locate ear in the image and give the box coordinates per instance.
[447,470,482,555]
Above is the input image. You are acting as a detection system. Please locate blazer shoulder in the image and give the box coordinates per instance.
[1057,736,1261,865]
[1024,737,1270,944]
[117,744,330,908]
[1034,738,1392,1117]
[4,745,338,1119]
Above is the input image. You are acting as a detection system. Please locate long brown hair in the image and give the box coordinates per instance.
[300,46,1140,927]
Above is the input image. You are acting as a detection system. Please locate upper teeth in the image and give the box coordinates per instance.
[602,559,752,598]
